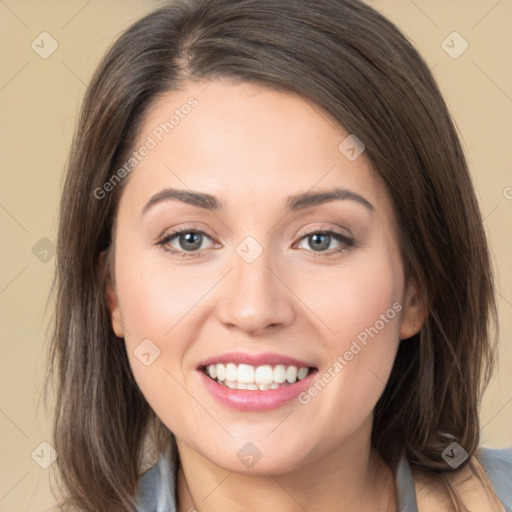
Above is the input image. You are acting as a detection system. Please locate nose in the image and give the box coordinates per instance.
[215,247,296,336]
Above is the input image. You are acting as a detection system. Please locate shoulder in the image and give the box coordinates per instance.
[135,462,161,511]
[475,445,512,509]
[135,451,177,512]
[410,446,512,512]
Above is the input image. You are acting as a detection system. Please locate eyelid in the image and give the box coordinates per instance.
[156,225,218,254]
[294,223,353,241]
[156,223,355,257]
[293,228,355,256]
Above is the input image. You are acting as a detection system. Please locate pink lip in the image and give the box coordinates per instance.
[197,351,316,369]
[197,368,318,411]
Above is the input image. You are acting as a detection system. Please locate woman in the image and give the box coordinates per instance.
[47,0,512,510]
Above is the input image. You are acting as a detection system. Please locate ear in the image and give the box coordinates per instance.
[399,278,427,340]
[100,250,125,339]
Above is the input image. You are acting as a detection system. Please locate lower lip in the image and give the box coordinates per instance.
[197,369,318,411]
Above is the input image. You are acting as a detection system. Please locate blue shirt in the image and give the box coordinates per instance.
[136,446,512,511]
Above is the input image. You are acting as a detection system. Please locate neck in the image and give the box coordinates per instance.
[175,421,397,512]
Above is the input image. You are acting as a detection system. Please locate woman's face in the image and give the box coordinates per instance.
[106,79,423,473]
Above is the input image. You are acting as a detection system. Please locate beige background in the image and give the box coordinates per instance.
[0,1,510,510]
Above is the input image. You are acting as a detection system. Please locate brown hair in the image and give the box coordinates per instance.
[46,0,498,510]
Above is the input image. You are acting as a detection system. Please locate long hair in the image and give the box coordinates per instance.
[46,0,498,510]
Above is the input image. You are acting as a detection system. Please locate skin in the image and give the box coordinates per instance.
[106,79,426,512]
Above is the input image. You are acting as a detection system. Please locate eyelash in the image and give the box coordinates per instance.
[156,226,355,259]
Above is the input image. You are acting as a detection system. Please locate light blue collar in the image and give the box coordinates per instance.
[136,447,419,512]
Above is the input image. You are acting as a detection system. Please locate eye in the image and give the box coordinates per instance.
[157,227,216,256]
[295,230,355,255]
[156,227,355,258]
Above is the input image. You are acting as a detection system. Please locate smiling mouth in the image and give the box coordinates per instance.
[200,363,317,391]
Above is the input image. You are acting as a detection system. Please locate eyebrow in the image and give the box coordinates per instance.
[141,186,374,216]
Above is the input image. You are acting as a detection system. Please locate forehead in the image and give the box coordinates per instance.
[121,79,390,216]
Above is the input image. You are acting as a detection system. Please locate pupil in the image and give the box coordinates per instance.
[180,232,202,251]
[310,233,330,251]
[178,233,332,252]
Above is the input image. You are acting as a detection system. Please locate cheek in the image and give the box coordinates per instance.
[114,256,203,429]
[293,251,403,426]
[115,242,216,343]
[114,224,404,435]
[112,239,208,394]
[113,236,238,417]
[291,250,402,348]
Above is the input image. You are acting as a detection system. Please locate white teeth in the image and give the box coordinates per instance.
[207,364,217,379]
[255,365,274,384]
[215,363,225,381]
[273,364,287,383]
[226,363,237,381]
[204,362,312,389]
[237,364,255,384]
[286,366,297,383]
[297,367,309,380]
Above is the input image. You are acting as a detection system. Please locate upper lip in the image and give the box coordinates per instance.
[197,351,317,370]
